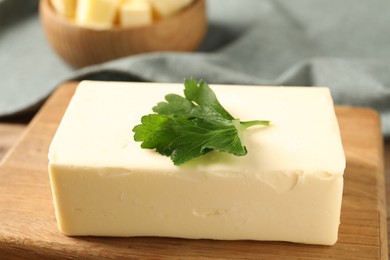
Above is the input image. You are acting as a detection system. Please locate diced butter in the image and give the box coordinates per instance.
[51,0,77,17]
[48,81,345,245]
[120,0,153,28]
[149,0,193,17]
[76,0,121,29]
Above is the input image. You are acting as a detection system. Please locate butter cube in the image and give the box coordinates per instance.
[48,81,345,245]
[149,0,193,17]
[120,0,153,28]
[76,0,121,29]
[51,0,77,17]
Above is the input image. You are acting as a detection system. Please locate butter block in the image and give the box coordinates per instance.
[149,0,193,17]
[120,0,153,28]
[51,0,77,18]
[48,81,345,245]
[76,0,121,29]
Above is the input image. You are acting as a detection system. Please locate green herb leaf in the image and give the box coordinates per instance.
[183,79,234,121]
[133,78,270,165]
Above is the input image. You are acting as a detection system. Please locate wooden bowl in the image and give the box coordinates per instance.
[39,0,207,68]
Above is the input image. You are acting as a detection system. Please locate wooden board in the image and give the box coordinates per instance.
[0,124,25,160]
[0,82,387,259]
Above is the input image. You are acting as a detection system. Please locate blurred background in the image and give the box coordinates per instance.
[1,0,389,138]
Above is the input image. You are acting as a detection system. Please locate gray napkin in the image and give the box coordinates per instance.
[1,0,390,138]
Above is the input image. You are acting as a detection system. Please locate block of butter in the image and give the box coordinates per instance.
[76,0,121,29]
[149,0,193,17]
[120,0,153,28]
[48,81,345,245]
[51,0,77,17]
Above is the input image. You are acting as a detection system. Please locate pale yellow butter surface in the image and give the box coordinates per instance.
[149,0,193,17]
[48,81,345,245]
[51,0,77,17]
[76,0,121,29]
[120,0,153,28]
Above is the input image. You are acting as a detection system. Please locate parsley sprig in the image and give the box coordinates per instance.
[132,79,270,165]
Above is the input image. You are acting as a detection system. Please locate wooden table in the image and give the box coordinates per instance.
[1,82,389,259]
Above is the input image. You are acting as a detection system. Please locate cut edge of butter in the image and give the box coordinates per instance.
[120,0,153,28]
[51,0,77,18]
[76,0,122,30]
[149,0,194,18]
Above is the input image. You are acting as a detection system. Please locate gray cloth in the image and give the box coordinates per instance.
[1,0,390,138]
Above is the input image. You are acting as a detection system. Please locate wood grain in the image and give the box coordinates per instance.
[0,124,25,163]
[39,0,207,68]
[386,142,390,257]
[0,82,388,259]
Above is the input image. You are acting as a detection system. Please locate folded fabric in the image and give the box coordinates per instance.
[1,0,389,138]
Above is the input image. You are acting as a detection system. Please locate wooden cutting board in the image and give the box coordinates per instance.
[0,82,387,259]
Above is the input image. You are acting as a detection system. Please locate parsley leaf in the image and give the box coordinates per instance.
[132,78,270,165]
